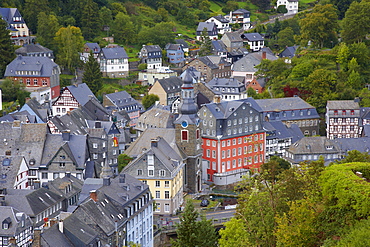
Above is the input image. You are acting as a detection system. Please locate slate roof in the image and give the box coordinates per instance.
[155,77,183,94]
[279,46,298,58]
[212,40,227,53]
[327,100,360,110]
[197,22,217,32]
[64,83,96,106]
[198,55,231,69]
[255,97,315,111]
[265,121,303,142]
[333,137,370,153]
[242,32,264,42]
[0,156,25,189]
[125,128,185,159]
[47,174,83,199]
[288,137,339,156]
[233,9,250,14]
[63,213,98,246]
[104,90,143,112]
[0,8,25,25]
[232,51,277,72]
[206,78,246,94]
[175,39,189,49]
[100,46,128,59]
[135,104,175,132]
[15,44,53,57]
[180,67,201,83]
[144,45,162,53]
[211,15,229,23]
[85,43,101,53]
[41,223,74,247]
[20,98,50,123]
[0,206,33,237]
[4,56,59,78]
[224,32,243,42]
[166,43,183,51]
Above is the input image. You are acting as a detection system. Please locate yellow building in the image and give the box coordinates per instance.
[123,137,185,215]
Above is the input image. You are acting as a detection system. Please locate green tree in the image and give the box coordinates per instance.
[336,219,370,246]
[36,12,60,51]
[99,6,113,28]
[336,42,350,71]
[0,78,30,105]
[23,0,50,33]
[137,22,175,47]
[118,154,133,172]
[110,2,127,17]
[341,0,370,44]
[277,5,288,13]
[250,0,271,12]
[222,1,239,14]
[82,52,102,95]
[142,94,159,109]
[81,0,100,41]
[172,199,217,247]
[54,26,84,73]
[112,12,136,44]
[199,28,213,57]
[0,18,15,77]
[333,150,370,164]
[277,27,294,48]
[299,4,338,48]
[219,218,250,247]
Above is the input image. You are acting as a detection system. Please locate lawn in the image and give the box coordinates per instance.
[300,0,316,4]
[210,1,224,15]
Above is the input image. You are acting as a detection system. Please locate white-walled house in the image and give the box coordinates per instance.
[98,45,129,78]
[276,0,299,15]
[206,15,231,35]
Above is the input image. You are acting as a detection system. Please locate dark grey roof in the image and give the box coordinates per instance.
[0,206,33,237]
[256,77,266,88]
[0,8,25,25]
[265,121,303,143]
[211,15,229,23]
[156,77,183,94]
[64,83,96,106]
[85,43,101,53]
[333,137,370,153]
[20,98,50,123]
[144,45,162,52]
[135,104,175,132]
[100,46,128,59]
[242,32,264,42]
[104,90,143,112]
[212,40,227,53]
[224,32,243,42]
[166,43,183,51]
[198,56,231,69]
[47,174,83,198]
[279,46,298,58]
[197,22,217,32]
[175,39,189,48]
[288,137,339,155]
[5,56,59,78]
[63,213,98,246]
[233,8,250,14]
[0,156,26,189]
[206,78,246,94]
[41,223,74,247]
[15,43,53,55]
[232,51,277,72]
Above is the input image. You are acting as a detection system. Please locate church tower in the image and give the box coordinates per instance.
[174,70,203,193]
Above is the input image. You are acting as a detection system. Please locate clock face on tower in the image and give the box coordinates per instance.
[181,120,188,128]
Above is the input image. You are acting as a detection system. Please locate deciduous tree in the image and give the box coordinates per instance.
[37,12,60,51]
[112,12,136,44]
[142,94,159,110]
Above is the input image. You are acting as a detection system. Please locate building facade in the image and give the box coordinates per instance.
[98,45,129,78]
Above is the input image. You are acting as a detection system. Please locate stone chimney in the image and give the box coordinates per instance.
[262,51,266,60]
[213,95,222,104]
[151,138,159,148]
[90,190,98,202]
[62,130,70,141]
[33,229,42,247]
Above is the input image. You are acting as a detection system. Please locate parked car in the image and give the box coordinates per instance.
[200,199,209,207]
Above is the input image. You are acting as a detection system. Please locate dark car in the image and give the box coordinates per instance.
[200,199,209,207]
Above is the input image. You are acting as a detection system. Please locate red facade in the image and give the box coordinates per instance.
[13,76,60,99]
[202,132,265,182]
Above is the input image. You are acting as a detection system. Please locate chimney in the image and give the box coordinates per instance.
[119,174,125,184]
[50,218,57,227]
[62,130,70,141]
[213,95,222,104]
[262,51,266,60]
[103,177,111,186]
[95,121,102,128]
[33,229,42,247]
[151,138,158,148]
[90,190,98,202]
[9,237,16,246]
[59,220,64,233]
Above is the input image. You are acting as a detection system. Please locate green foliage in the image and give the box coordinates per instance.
[138,63,147,70]
[219,218,250,247]
[332,150,370,164]
[36,12,60,51]
[122,84,149,100]
[112,12,136,45]
[54,26,84,73]
[81,0,101,41]
[199,28,213,56]
[222,1,239,14]
[335,218,370,246]
[277,5,288,13]
[172,199,217,247]
[0,78,30,105]
[118,154,133,172]
[0,18,15,77]
[142,94,159,109]
[250,0,271,12]
[137,22,175,47]
[82,52,103,95]
[23,0,50,33]
[277,27,294,48]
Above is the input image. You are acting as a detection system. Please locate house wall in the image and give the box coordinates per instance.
[100,58,129,78]
[148,82,167,105]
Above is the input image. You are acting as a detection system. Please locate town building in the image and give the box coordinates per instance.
[137,67,177,86]
[221,32,244,52]
[15,44,54,61]
[205,77,247,101]
[0,8,31,46]
[199,98,266,184]
[80,42,101,62]
[246,77,266,94]
[183,55,232,82]
[175,39,189,54]
[98,45,129,78]
[196,22,218,41]
[211,40,228,59]
[255,97,320,136]
[326,100,362,139]
[276,0,299,15]
[225,9,251,30]
[279,45,298,63]
[148,77,183,107]
[241,32,265,52]
[165,44,185,67]
[139,45,162,70]
[206,15,231,35]
[4,56,60,102]
[123,137,184,215]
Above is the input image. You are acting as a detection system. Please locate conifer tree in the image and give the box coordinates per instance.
[82,52,103,95]
[0,18,15,78]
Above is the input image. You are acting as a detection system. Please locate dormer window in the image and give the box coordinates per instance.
[342,110,346,115]
[2,218,11,230]
[326,145,334,150]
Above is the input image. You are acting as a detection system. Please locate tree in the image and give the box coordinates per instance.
[99,6,113,28]
[81,0,100,41]
[54,26,84,73]
[299,4,338,48]
[341,0,370,44]
[82,52,103,95]
[222,1,239,14]
[172,199,217,247]
[23,0,50,33]
[112,12,136,45]
[250,0,271,12]
[0,18,15,77]
[333,150,370,164]
[199,28,213,57]
[277,5,288,13]
[277,27,294,48]
[219,218,250,247]
[137,22,175,47]
[36,12,60,51]
[142,94,159,109]
[118,154,133,172]
[0,78,30,105]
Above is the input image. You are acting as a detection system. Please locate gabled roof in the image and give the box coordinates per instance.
[198,55,231,69]
[279,46,298,58]
[288,137,339,154]
[210,15,229,23]
[20,98,50,123]
[100,46,128,59]
[224,32,243,42]
[212,40,227,53]
[47,174,83,198]
[85,43,101,53]
[242,32,264,42]
[232,51,277,72]
[166,43,184,51]
[333,137,370,154]
[41,223,74,247]
[233,9,250,14]
[5,56,59,78]
[104,90,143,112]
[175,39,189,48]
[326,100,360,110]
[0,8,25,25]
[0,156,26,189]
[15,44,53,55]
[197,22,217,32]
[155,77,183,94]
[64,83,96,106]
[206,78,246,94]
[0,206,32,237]
[136,104,175,132]
[143,45,162,52]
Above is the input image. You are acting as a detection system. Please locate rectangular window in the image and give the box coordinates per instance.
[212,141,216,147]
[164,203,170,212]
[165,191,170,199]
[33,79,38,85]
[181,130,188,141]
[212,150,216,158]
[222,151,225,158]
[155,191,160,199]
[160,170,165,177]
[148,170,154,176]
[93,143,98,148]
[212,162,216,170]
[53,173,59,179]
[238,147,242,155]
[155,181,160,187]
[156,203,161,212]
[206,149,210,157]
[165,181,169,187]
[222,141,225,147]
[232,148,236,157]
[42,172,48,179]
